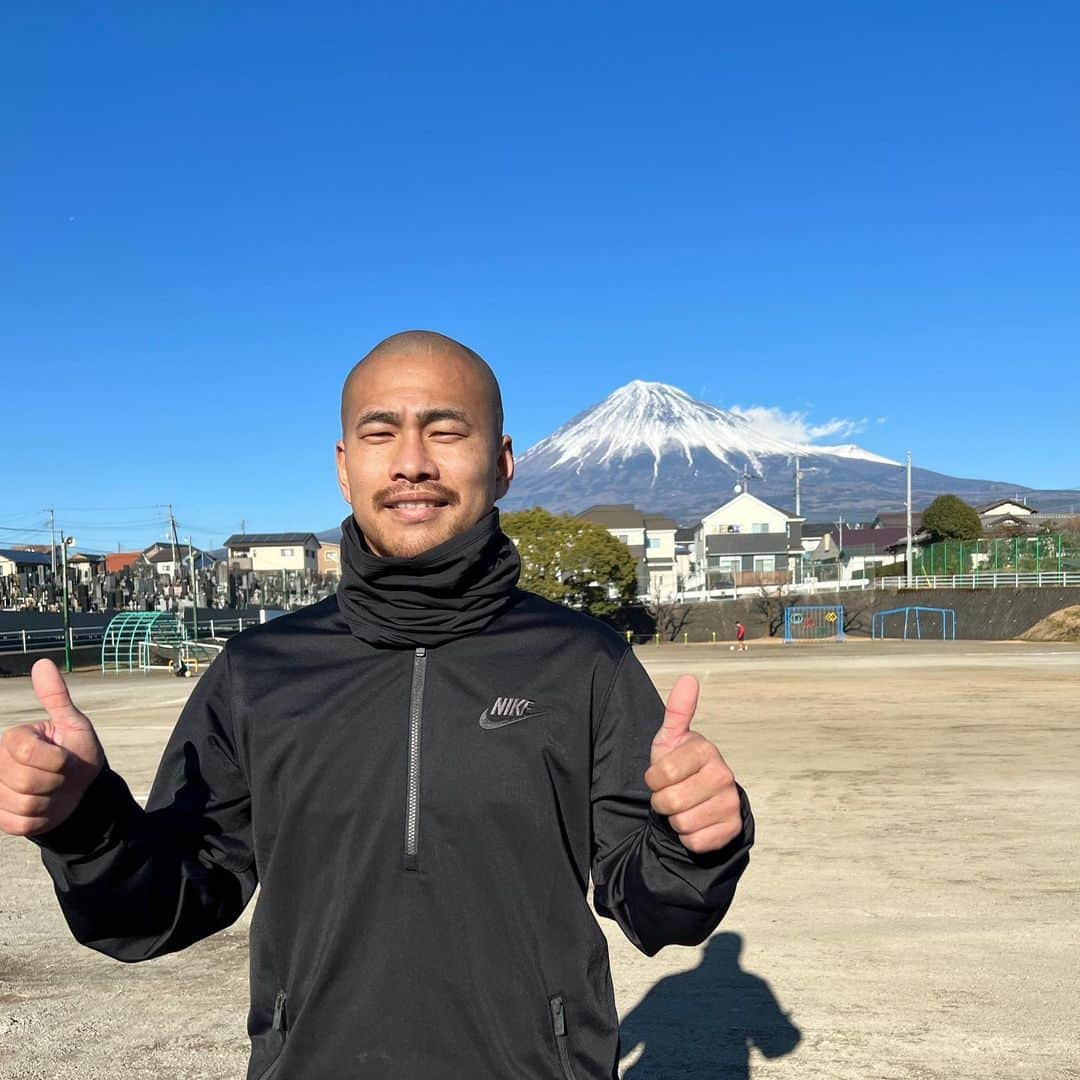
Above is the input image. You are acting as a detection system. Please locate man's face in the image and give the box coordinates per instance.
[336,350,513,558]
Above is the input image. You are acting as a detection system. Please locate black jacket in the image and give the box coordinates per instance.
[35,591,753,1079]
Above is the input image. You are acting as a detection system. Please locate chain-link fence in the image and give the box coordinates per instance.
[913,534,1080,576]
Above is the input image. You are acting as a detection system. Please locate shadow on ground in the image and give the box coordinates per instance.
[619,933,801,1079]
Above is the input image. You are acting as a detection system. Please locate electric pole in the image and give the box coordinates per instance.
[905,450,913,588]
[43,507,56,576]
[60,531,74,673]
[187,535,199,641]
[794,456,802,518]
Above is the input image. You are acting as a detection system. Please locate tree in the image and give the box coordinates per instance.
[646,588,694,642]
[501,508,638,619]
[922,495,982,543]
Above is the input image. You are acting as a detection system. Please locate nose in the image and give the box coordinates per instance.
[390,427,438,484]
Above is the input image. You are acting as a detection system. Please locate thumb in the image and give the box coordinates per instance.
[651,674,699,764]
[31,658,93,735]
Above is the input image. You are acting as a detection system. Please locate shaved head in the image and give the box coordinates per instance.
[335,330,514,556]
[341,331,503,440]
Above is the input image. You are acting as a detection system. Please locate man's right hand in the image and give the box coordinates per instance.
[0,659,105,837]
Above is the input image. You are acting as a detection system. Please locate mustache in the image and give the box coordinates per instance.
[374,483,459,507]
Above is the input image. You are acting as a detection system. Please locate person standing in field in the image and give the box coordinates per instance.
[0,331,754,1080]
[736,621,748,652]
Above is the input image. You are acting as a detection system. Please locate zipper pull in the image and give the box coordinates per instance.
[415,647,426,657]
[272,989,287,1032]
[549,995,566,1037]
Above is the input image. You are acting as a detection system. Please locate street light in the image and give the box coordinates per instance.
[60,534,76,673]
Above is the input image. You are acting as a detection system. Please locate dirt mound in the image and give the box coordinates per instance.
[1020,605,1080,641]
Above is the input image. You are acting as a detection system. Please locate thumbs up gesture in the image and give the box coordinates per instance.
[0,659,105,837]
[644,675,742,854]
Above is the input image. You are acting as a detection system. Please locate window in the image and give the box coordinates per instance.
[280,548,294,557]
[751,523,770,534]
[753,556,775,573]
[614,533,628,543]
[708,557,740,575]
[646,536,661,549]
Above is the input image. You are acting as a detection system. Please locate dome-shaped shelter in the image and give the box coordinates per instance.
[101,611,186,673]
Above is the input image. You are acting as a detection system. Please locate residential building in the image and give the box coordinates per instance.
[224,533,320,574]
[576,504,678,600]
[141,544,215,579]
[695,492,805,590]
[0,548,52,579]
[317,541,342,578]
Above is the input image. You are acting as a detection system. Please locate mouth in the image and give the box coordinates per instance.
[380,492,454,523]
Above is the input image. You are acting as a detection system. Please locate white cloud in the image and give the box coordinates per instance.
[729,405,869,446]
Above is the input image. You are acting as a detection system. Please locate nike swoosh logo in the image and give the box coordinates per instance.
[479,709,547,730]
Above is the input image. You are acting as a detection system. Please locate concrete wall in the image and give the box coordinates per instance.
[620,587,1080,642]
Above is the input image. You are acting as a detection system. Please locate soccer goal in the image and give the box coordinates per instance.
[872,607,957,641]
[783,605,845,644]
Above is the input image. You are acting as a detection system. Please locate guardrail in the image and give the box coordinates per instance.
[0,616,258,655]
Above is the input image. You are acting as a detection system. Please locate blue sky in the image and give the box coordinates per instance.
[3,3,1078,552]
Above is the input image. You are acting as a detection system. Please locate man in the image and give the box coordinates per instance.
[736,621,747,652]
[0,331,753,1079]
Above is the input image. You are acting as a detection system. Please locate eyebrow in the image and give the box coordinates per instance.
[354,407,473,430]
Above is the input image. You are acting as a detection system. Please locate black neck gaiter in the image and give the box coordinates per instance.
[336,509,521,648]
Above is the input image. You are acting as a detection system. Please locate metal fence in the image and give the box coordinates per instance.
[875,571,1080,591]
[913,534,1080,576]
[0,615,256,655]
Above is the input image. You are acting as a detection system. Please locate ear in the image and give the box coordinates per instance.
[335,440,353,506]
[494,435,514,500]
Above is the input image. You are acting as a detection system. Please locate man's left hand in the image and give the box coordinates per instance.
[644,675,743,854]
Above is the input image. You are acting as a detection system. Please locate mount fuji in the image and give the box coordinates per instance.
[503,381,1078,524]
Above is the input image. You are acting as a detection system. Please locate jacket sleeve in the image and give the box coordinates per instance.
[590,647,754,956]
[29,646,257,962]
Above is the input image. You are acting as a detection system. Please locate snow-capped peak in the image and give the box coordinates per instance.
[517,380,893,477]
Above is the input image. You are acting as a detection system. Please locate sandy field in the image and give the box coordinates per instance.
[1,638,1077,1079]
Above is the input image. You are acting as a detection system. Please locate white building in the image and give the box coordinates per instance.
[224,533,320,574]
[576,504,679,600]
[693,492,806,591]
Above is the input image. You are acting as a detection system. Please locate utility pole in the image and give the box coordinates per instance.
[835,515,844,585]
[905,450,913,588]
[60,532,74,673]
[187,535,199,642]
[43,507,56,576]
[794,456,802,518]
[167,505,180,576]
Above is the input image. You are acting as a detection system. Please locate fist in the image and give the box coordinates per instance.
[0,659,105,837]
[644,674,742,854]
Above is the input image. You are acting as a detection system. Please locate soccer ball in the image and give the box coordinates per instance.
[729,644,736,651]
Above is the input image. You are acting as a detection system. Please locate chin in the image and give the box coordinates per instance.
[370,523,458,559]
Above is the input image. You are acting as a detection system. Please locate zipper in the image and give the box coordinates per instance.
[271,989,287,1034]
[252,989,288,1080]
[549,994,577,1080]
[404,647,428,871]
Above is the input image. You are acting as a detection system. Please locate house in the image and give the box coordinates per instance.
[674,527,697,591]
[224,533,320,574]
[799,522,835,554]
[575,505,678,600]
[317,541,342,578]
[872,511,924,532]
[694,492,805,591]
[0,548,52,579]
[141,545,216,578]
[978,499,1038,534]
[808,526,909,581]
[105,551,142,574]
[68,552,106,586]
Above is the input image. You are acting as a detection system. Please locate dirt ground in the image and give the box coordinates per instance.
[1,638,1078,1079]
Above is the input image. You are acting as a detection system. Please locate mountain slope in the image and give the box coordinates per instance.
[503,381,1078,523]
